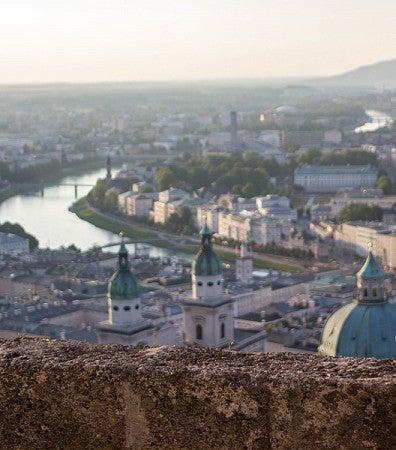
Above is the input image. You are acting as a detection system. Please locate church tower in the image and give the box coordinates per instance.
[106,154,112,183]
[319,244,396,358]
[96,238,155,345]
[235,242,253,284]
[182,223,234,347]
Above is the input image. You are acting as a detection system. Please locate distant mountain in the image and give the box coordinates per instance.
[308,59,396,89]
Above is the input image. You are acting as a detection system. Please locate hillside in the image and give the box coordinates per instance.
[309,58,396,89]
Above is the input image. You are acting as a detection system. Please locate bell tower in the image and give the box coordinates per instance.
[182,223,234,348]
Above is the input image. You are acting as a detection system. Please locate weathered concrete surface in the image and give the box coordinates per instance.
[0,338,394,450]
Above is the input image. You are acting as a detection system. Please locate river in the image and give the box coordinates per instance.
[0,168,191,259]
[354,110,393,133]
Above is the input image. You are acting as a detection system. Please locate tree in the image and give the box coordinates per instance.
[103,191,118,212]
[242,182,255,198]
[377,175,393,195]
[67,244,80,252]
[337,203,383,223]
[296,148,322,166]
[155,167,177,191]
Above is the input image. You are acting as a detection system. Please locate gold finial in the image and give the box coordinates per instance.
[368,242,373,252]
[119,231,124,241]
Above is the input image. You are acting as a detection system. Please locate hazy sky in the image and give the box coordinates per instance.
[1,0,395,83]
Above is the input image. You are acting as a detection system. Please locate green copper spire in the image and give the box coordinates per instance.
[192,222,222,276]
[356,245,385,280]
[108,239,140,299]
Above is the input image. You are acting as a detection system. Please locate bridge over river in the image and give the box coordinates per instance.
[39,182,95,198]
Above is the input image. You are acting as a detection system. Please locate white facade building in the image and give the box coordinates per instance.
[294,165,378,193]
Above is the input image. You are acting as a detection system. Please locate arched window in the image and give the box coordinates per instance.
[372,288,377,297]
[220,323,225,339]
[196,324,203,340]
[207,282,213,287]
[113,305,119,311]
[197,281,203,286]
[363,288,368,297]
[123,305,131,311]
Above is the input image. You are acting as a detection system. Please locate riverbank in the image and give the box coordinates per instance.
[0,155,141,207]
[74,197,305,273]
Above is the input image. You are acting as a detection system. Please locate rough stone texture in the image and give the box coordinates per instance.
[0,338,394,449]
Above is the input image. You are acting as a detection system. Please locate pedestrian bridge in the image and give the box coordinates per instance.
[39,182,95,198]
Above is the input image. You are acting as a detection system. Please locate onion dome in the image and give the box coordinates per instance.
[192,223,222,276]
[108,242,140,299]
[356,249,385,280]
[319,249,396,358]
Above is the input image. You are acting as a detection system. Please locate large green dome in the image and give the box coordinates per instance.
[319,301,396,358]
[192,223,222,277]
[319,249,396,358]
[108,242,140,299]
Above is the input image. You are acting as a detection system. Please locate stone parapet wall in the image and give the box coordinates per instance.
[0,338,394,449]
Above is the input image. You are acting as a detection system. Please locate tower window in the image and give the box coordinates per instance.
[372,288,377,297]
[197,281,203,286]
[217,280,221,285]
[123,306,131,311]
[363,288,368,297]
[220,323,225,339]
[207,282,213,287]
[196,324,203,340]
[135,304,140,310]
[113,305,119,311]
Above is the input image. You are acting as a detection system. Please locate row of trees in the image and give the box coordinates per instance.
[156,151,291,196]
[155,149,381,196]
[296,148,378,167]
[336,203,383,223]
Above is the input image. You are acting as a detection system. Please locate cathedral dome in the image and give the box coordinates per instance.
[319,249,396,358]
[108,242,140,299]
[192,223,222,277]
[318,301,396,358]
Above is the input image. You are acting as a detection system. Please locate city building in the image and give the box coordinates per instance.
[182,223,266,351]
[152,188,189,224]
[126,193,154,218]
[334,222,396,272]
[0,233,30,257]
[217,210,285,245]
[294,165,378,193]
[319,246,396,358]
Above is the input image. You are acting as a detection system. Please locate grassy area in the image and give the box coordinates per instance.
[216,249,302,273]
[250,258,302,273]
